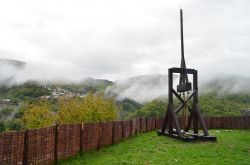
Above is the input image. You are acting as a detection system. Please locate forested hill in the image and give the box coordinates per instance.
[201,74,250,95]
[109,74,250,119]
[0,74,250,132]
[0,59,26,86]
[0,59,26,68]
[123,93,250,120]
[0,78,112,102]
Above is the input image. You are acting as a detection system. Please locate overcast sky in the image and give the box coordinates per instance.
[0,0,249,81]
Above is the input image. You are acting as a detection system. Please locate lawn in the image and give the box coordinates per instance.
[61,130,250,165]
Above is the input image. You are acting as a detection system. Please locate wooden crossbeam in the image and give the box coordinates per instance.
[158,67,216,142]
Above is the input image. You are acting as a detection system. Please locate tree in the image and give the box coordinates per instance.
[56,97,84,124]
[117,98,143,119]
[0,121,5,132]
[56,92,118,124]
[22,101,55,129]
[127,100,166,119]
[5,119,22,131]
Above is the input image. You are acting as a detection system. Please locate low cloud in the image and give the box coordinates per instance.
[0,0,249,82]
[106,73,250,103]
[106,74,177,103]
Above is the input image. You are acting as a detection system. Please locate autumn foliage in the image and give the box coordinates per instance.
[56,93,117,124]
[22,93,118,129]
[22,102,55,129]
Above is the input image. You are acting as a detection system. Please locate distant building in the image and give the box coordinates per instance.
[40,96,51,99]
[240,109,250,116]
[0,99,11,103]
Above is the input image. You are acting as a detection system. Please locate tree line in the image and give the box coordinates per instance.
[0,92,117,131]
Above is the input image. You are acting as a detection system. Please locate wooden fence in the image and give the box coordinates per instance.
[0,116,250,165]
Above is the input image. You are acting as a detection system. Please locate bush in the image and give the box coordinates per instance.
[22,101,55,129]
[21,92,118,129]
[0,108,14,119]
[56,92,117,124]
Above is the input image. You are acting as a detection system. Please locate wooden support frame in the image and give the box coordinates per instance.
[157,67,216,142]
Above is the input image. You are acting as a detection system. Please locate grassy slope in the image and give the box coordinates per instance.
[61,130,250,165]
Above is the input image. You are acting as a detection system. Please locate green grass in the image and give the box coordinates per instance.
[61,130,250,165]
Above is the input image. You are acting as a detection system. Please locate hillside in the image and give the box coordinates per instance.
[0,78,112,102]
[56,78,113,94]
[0,78,114,132]
[201,74,250,95]
[0,59,26,86]
[1,74,250,132]
[126,94,250,119]
[0,59,26,69]
[105,74,171,103]
[116,98,143,119]
[110,74,250,119]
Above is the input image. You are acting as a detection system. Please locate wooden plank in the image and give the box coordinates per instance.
[122,120,131,139]
[112,121,123,144]
[98,122,113,148]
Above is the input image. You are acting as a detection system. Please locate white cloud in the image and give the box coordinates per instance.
[0,0,249,82]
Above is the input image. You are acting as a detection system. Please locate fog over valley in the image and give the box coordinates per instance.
[1,58,250,103]
[0,0,250,82]
[0,0,250,103]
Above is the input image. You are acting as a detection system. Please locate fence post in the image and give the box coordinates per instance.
[154,117,157,130]
[80,123,83,154]
[112,121,115,144]
[22,129,29,165]
[140,118,142,133]
[130,119,132,137]
[122,120,124,139]
[54,124,58,165]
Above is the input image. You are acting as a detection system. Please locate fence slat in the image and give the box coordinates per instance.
[131,119,136,136]
[98,122,113,148]
[27,127,55,165]
[57,124,80,160]
[82,123,99,152]
[112,121,123,144]
[23,130,28,165]
[135,118,141,134]
[122,120,131,139]
[140,118,147,133]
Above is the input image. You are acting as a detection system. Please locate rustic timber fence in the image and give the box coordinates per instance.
[1,116,250,165]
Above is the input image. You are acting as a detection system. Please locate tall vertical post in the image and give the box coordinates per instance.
[169,69,181,136]
[161,69,173,133]
[22,129,29,165]
[180,9,185,68]
[168,69,174,133]
[193,71,209,135]
[193,71,199,134]
[54,124,58,165]
[193,70,198,103]
[79,123,83,153]
[168,69,173,104]
[179,8,189,85]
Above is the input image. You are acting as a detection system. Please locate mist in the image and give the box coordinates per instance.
[105,73,250,103]
[0,59,88,86]
[0,0,250,83]
[200,74,250,96]
[1,57,250,104]
[0,0,249,104]
[106,74,170,103]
